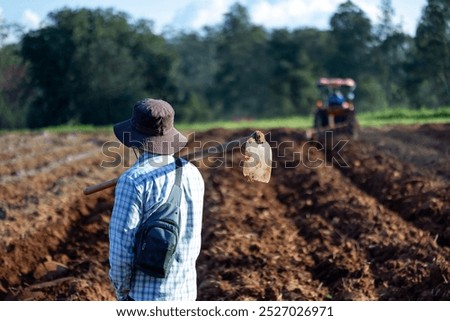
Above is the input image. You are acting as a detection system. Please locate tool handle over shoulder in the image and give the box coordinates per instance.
[83,131,265,196]
[83,177,118,195]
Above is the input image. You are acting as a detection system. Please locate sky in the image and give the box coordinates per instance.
[0,0,427,37]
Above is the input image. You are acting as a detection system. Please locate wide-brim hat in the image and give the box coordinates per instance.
[113,98,187,155]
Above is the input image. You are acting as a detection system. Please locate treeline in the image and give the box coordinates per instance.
[0,0,449,129]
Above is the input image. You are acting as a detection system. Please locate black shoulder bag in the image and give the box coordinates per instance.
[134,158,183,278]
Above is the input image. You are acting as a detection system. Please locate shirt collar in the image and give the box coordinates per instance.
[135,152,175,168]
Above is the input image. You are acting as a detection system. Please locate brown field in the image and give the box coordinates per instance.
[0,124,449,301]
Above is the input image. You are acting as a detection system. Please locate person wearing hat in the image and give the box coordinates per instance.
[109,98,205,301]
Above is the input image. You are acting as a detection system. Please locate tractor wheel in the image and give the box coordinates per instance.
[314,109,328,128]
[347,113,360,140]
[314,112,322,128]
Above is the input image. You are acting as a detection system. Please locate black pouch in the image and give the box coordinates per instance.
[134,159,183,278]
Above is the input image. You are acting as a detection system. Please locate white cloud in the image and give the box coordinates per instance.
[354,0,379,23]
[250,0,382,30]
[172,0,234,30]
[191,0,233,29]
[149,0,422,35]
[251,0,340,29]
[22,9,41,29]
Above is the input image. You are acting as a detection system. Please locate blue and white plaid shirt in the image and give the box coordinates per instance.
[109,153,204,301]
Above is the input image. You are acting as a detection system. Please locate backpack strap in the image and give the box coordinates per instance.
[132,158,185,278]
[169,158,183,207]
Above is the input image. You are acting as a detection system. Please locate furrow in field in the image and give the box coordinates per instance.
[0,134,123,300]
[360,124,450,182]
[196,128,329,300]
[279,141,450,300]
[1,126,449,301]
[330,136,450,247]
[0,189,115,300]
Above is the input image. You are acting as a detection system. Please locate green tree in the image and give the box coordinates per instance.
[415,0,450,106]
[170,28,218,122]
[268,28,320,116]
[327,1,374,78]
[373,0,412,107]
[375,0,398,42]
[356,76,388,111]
[0,15,29,129]
[213,3,271,119]
[22,22,77,127]
[21,8,176,127]
[0,13,24,48]
[0,43,30,128]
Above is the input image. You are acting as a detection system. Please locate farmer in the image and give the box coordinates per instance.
[328,88,345,106]
[109,98,205,301]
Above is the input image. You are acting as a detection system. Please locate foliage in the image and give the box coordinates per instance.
[356,76,388,111]
[20,8,175,128]
[0,1,449,129]
[415,0,450,105]
[328,1,374,78]
[268,28,318,116]
[212,4,271,119]
[0,43,30,129]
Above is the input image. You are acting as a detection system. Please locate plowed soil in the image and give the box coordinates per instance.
[0,124,449,301]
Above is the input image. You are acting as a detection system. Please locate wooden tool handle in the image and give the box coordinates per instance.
[83,177,118,195]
